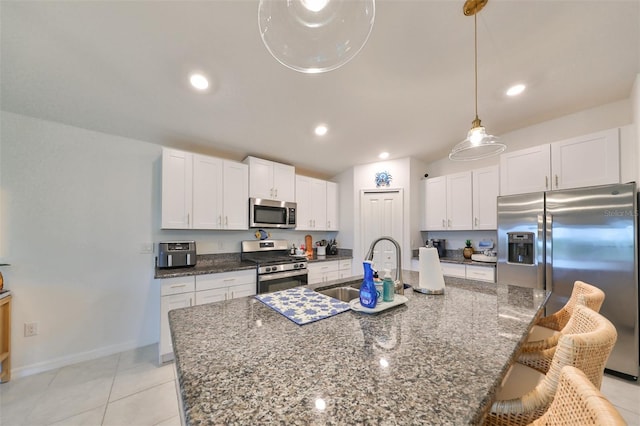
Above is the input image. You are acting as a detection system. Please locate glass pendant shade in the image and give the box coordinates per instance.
[258,0,375,74]
[449,120,506,161]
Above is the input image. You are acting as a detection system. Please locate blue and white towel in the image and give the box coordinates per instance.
[255,287,351,325]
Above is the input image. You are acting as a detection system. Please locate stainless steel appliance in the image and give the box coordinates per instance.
[249,198,296,229]
[497,183,639,379]
[426,239,446,258]
[241,239,307,294]
[157,241,196,268]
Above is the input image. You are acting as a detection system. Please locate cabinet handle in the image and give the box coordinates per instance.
[230,291,234,299]
[327,220,331,228]
[170,284,187,289]
[225,216,228,226]
[223,278,235,282]
[545,176,549,189]
[313,220,316,228]
[270,188,273,197]
[218,215,222,226]
[187,213,190,226]
[474,217,479,226]
[189,297,193,307]
[448,219,452,228]
[275,188,278,198]
[442,219,446,228]
[555,175,559,188]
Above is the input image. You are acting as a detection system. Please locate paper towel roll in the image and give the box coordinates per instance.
[417,247,445,294]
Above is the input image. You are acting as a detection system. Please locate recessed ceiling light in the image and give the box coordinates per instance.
[378,152,390,159]
[189,73,209,91]
[506,84,526,97]
[314,124,328,136]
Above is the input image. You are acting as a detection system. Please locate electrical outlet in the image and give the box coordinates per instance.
[139,243,154,254]
[24,322,38,337]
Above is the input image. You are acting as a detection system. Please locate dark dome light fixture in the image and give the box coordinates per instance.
[449,0,506,161]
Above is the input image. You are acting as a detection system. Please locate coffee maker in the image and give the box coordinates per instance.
[427,239,446,258]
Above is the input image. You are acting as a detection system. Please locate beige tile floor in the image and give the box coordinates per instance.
[0,344,639,425]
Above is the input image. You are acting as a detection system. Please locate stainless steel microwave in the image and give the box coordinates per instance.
[249,198,296,229]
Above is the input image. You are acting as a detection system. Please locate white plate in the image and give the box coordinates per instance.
[349,295,408,314]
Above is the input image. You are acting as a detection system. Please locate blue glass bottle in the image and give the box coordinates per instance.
[359,261,378,308]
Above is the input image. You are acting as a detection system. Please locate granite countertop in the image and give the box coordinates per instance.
[155,251,353,279]
[169,271,548,425]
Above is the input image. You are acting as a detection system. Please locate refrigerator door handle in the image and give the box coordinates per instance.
[545,213,553,291]
[537,214,545,290]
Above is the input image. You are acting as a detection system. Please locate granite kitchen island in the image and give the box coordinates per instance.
[168,271,548,425]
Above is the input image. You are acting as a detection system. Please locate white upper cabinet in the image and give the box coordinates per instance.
[326,181,339,231]
[550,128,619,190]
[500,145,551,196]
[161,148,193,229]
[423,168,498,231]
[500,128,620,195]
[161,148,248,230]
[244,156,295,201]
[192,154,223,229]
[446,172,473,230]
[423,172,472,230]
[472,166,499,230]
[295,175,327,231]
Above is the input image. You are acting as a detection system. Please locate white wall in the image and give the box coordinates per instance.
[0,111,335,377]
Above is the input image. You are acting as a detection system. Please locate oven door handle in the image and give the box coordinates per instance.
[259,269,308,282]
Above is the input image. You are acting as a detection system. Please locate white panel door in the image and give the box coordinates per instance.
[360,190,403,274]
[446,172,472,230]
[472,166,499,230]
[246,156,274,199]
[223,160,249,229]
[192,154,223,229]
[161,148,193,229]
[326,181,339,231]
[500,145,551,195]
[273,163,295,201]
[160,292,193,359]
[295,175,312,230]
[551,128,619,190]
[424,177,446,230]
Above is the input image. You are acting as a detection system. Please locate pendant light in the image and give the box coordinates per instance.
[449,0,506,161]
[258,0,375,74]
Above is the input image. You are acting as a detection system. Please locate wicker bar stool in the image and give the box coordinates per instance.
[530,366,626,425]
[483,304,618,426]
[518,281,605,374]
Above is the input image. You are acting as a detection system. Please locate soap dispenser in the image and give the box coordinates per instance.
[382,269,394,302]
[359,261,378,308]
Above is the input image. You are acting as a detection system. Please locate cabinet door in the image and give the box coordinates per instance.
[326,181,339,231]
[472,166,499,230]
[424,177,447,230]
[228,282,256,299]
[500,145,551,195]
[246,156,274,199]
[295,175,312,230]
[551,128,619,190]
[192,154,223,229]
[441,263,466,278]
[195,288,227,305]
[273,163,296,201]
[223,161,249,230]
[161,148,193,229]
[160,292,194,361]
[446,172,472,230]
[310,178,327,230]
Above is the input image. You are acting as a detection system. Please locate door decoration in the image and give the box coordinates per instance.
[375,171,392,188]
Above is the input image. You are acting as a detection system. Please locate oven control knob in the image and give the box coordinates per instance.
[293,264,299,269]
[265,266,272,272]
[298,263,306,269]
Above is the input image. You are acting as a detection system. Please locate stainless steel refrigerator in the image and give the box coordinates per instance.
[497,182,639,379]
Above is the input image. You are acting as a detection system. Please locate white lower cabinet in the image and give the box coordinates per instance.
[440,263,495,283]
[308,259,353,284]
[159,277,195,363]
[159,269,256,363]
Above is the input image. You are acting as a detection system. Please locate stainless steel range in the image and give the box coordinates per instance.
[241,239,307,294]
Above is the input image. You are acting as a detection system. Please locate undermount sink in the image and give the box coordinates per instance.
[318,286,360,303]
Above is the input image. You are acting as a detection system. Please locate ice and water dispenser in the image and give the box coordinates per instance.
[507,232,534,265]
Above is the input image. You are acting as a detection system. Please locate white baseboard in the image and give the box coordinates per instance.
[10,339,157,379]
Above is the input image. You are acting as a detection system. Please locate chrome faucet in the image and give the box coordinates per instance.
[365,236,404,295]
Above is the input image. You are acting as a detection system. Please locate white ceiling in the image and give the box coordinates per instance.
[2,1,639,177]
